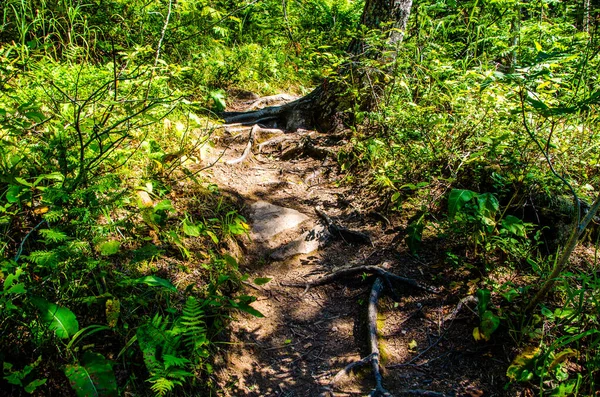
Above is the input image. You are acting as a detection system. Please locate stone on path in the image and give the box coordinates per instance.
[270,225,330,260]
[249,201,309,242]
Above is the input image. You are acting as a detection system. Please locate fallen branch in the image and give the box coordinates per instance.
[281,265,438,295]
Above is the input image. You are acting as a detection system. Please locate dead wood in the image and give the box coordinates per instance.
[368,277,392,397]
[315,208,372,245]
[281,264,438,295]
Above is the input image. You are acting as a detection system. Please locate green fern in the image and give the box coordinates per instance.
[148,377,175,397]
[137,315,193,397]
[174,296,209,360]
[26,250,59,267]
[38,228,69,243]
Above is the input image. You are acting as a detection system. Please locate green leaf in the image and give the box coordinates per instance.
[154,200,174,212]
[501,215,527,237]
[253,277,272,286]
[222,254,238,268]
[31,298,79,339]
[182,219,200,237]
[476,193,499,226]
[133,276,177,292]
[65,352,117,397]
[6,283,26,294]
[6,185,22,203]
[507,347,540,382]
[24,378,47,393]
[479,310,500,340]
[476,289,491,316]
[205,230,219,244]
[96,240,120,256]
[234,302,264,318]
[406,214,426,255]
[448,189,477,219]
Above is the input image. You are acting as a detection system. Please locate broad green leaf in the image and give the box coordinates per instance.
[96,240,120,256]
[479,310,500,340]
[154,200,174,212]
[24,378,47,393]
[476,193,499,226]
[14,177,32,187]
[6,283,26,294]
[65,352,117,397]
[31,298,79,339]
[507,347,540,382]
[222,254,238,268]
[476,289,491,316]
[501,215,527,237]
[253,277,272,286]
[234,301,264,318]
[133,276,177,292]
[182,219,200,237]
[448,189,476,219]
[6,185,22,203]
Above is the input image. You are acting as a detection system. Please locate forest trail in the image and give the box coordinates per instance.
[206,95,515,397]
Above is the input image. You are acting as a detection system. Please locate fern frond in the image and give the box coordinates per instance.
[162,354,190,370]
[148,377,175,397]
[27,250,59,267]
[42,210,63,223]
[38,228,69,243]
[164,368,193,382]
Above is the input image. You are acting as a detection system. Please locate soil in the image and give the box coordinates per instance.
[203,94,528,397]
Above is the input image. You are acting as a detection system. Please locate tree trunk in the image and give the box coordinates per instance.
[222,0,414,132]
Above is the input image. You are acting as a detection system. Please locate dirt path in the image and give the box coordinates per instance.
[205,96,519,397]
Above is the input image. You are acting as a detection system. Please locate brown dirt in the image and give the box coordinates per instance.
[202,95,527,397]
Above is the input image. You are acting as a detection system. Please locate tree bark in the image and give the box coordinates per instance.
[222,0,414,132]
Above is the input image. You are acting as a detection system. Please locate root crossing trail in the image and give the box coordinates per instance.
[204,94,513,397]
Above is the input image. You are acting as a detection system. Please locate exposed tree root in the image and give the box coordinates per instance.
[226,124,258,165]
[368,278,392,397]
[315,208,372,245]
[258,135,296,153]
[224,124,285,165]
[319,277,446,397]
[245,93,298,110]
[282,264,437,296]
[280,137,335,161]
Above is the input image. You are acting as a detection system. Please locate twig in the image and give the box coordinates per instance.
[281,265,438,294]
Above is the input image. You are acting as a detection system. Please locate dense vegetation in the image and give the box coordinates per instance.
[1,0,599,395]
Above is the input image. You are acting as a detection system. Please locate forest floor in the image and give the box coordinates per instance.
[204,93,527,397]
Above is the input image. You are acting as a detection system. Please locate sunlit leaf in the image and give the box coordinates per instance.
[65,352,117,397]
[31,298,79,339]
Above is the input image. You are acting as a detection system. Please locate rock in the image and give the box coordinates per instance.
[270,225,330,260]
[249,201,309,242]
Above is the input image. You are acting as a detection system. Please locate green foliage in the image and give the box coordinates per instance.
[64,352,118,397]
[31,297,79,339]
